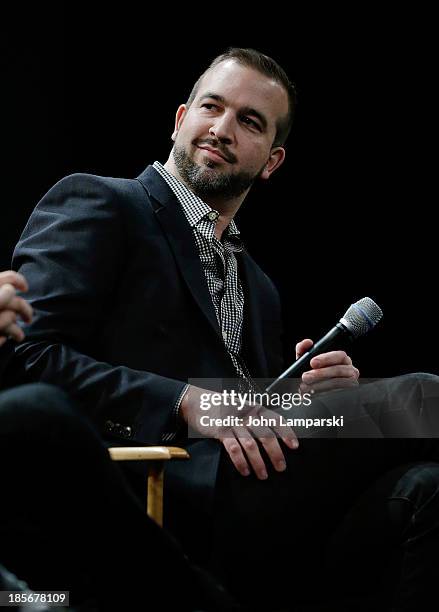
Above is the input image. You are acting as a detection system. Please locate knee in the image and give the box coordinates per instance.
[0,383,77,435]
[1,382,72,414]
[388,373,439,425]
[27,383,73,413]
[404,372,437,380]
[396,371,439,390]
[389,463,439,524]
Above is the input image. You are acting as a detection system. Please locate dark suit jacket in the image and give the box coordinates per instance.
[11,165,285,510]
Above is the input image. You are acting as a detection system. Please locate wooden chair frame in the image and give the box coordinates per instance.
[108,446,189,526]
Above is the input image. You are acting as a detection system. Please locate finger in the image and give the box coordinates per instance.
[3,322,25,343]
[310,351,352,368]
[0,271,28,292]
[234,426,268,480]
[259,413,299,450]
[243,404,299,451]
[0,284,16,308]
[303,365,359,384]
[0,336,7,347]
[295,338,313,360]
[300,377,359,395]
[222,436,251,477]
[255,435,288,473]
[299,381,313,395]
[0,310,17,334]
[5,296,33,323]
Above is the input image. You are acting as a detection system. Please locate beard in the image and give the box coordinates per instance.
[173,143,264,200]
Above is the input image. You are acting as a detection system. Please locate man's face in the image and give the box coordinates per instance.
[171,60,288,200]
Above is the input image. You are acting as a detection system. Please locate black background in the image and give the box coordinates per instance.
[1,7,436,377]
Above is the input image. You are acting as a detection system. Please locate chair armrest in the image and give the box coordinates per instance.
[108,446,189,526]
[108,446,189,461]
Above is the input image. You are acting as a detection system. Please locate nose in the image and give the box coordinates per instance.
[208,112,235,144]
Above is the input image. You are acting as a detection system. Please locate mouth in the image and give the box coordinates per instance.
[197,145,231,163]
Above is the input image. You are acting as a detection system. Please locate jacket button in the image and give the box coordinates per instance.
[105,420,114,432]
[123,426,132,438]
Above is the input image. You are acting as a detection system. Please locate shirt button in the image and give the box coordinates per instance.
[208,211,219,221]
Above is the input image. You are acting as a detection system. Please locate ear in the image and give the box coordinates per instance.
[171,104,188,141]
[260,147,286,180]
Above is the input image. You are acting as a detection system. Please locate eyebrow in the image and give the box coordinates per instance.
[199,92,268,130]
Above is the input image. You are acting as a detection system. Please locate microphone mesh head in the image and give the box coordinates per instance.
[339,297,383,338]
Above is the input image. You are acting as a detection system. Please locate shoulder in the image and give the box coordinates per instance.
[35,171,153,224]
[46,172,144,203]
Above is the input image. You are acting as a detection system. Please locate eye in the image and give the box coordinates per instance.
[201,103,219,111]
[240,116,261,130]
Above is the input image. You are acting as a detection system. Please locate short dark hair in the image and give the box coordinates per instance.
[186,47,297,147]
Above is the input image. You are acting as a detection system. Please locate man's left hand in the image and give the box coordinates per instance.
[295,338,359,394]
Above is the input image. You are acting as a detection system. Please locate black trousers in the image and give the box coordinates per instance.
[208,373,439,611]
[0,383,238,611]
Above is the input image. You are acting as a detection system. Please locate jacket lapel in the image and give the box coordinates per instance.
[137,166,221,340]
[238,251,269,378]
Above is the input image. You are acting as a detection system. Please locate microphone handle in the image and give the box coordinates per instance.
[266,323,352,393]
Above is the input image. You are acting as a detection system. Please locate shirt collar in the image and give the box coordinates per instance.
[152,161,241,240]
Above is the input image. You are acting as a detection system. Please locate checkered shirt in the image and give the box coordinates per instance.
[153,162,254,439]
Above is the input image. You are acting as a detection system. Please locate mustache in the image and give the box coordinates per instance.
[193,138,237,164]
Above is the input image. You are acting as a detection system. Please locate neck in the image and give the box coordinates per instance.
[164,154,248,241]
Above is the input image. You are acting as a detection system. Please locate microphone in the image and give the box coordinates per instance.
[266,297,383,393]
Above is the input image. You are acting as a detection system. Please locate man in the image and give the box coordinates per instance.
[9,48,439,610]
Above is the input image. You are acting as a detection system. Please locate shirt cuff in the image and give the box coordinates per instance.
[161,383,190,442]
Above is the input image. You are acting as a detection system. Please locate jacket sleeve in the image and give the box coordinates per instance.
[11,173,186,444]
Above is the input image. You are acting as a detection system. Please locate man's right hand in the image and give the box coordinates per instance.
[180,385,299,480]
[0,271,33,346]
